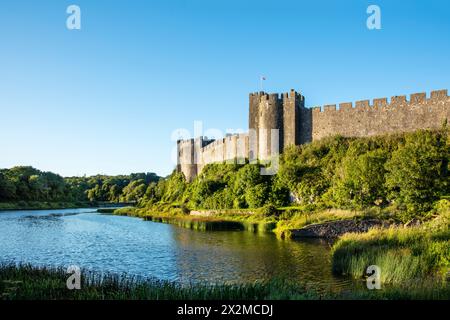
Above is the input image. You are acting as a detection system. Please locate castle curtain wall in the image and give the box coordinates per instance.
[310,90,450,141]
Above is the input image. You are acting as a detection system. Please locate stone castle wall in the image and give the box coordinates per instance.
[177,134,249,182]
[177,89,450,181]
[197,133,249,174]
[310,89,450,141]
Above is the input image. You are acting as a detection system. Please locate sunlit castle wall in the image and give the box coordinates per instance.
[310,89,450,141]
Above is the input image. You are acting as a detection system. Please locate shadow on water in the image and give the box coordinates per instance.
[144,216,277,233]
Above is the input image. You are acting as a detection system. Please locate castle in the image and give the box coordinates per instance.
[177,89,450,182]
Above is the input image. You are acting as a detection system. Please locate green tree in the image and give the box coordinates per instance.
[0,172,16,200]
[331,149,387,208]
[385,130,447,213]
[162,172,186,203]
[121,179,147,202]
[245,183,269,208]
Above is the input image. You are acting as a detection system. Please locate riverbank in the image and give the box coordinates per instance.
[1,264,448,300]
[109,205,398,238]
[111,205,278,232]
[0,201,134,212]
[0,201,92,211]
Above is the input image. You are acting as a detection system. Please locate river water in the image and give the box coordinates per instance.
[0,208,355,291]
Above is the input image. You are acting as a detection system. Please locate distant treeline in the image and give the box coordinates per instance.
[0,166,160,203]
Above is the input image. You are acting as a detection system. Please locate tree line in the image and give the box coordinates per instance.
[0,166,160,204]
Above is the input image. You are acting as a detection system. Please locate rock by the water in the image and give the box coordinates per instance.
[291,219,391,239]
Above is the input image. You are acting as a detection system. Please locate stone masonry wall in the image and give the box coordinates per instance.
[310,89,450,141]
[198,133,249,173]
[178,134,249,181]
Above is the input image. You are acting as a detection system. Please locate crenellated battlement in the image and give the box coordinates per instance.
[311,89,450,142]
[250,89,306,105]
[312,89,449,113]
[250,92,279,102]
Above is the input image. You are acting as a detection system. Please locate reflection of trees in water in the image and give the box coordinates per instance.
[169,227,350,289]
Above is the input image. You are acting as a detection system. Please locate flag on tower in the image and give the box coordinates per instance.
[259,76,266,91]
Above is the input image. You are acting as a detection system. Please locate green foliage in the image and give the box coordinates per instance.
[332,210,450,283]
[1,128,433,215]
[4,129,444,217]
[256,204,280,218]
[0,166,160,204]
[138,129,450,218]
[162,172,186,202]
[121,179,147,202]
[277,130,450,217]
[268,175,290,207]
[1,264,447,300]
[385,130,448,215]
[330,149,387,209]
[245,183,269,208]
[139,162,287,211]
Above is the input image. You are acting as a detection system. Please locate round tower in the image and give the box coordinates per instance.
[249,92,283,160]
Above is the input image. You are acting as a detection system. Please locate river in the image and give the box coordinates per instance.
[0,208,356,292]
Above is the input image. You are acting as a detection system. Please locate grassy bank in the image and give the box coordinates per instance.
[0,201,94,211]
[111,204,398,237]
[0,264,322,300]
[1,264,448,300]
[332,208,450,284]
[112,205,277,233]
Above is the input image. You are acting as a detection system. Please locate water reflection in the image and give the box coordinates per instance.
[0,209,354,291]
[171,228,352,290]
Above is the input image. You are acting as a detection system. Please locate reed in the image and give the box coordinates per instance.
[1,264,448,300]
[331,211,450,284]
[0,264,317,300]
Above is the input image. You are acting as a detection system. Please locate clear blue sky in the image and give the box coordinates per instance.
[1,0,449,177]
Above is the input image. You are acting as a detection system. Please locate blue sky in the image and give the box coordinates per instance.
[1,0,449,177]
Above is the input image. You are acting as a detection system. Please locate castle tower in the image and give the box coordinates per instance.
[177,137,214,182]
[249,89,304,160]
[176,139,197,182]
[249,92,283,160]
[282,89,306,146]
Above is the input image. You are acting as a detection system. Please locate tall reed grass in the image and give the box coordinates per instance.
[1,264,448,300]
[331,211,450,284]
[0,264,319,300]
